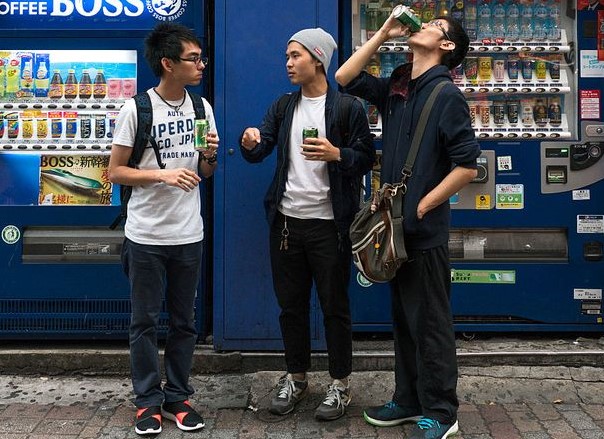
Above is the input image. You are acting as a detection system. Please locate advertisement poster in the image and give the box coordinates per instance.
[0,153,40,205]
[39,154,113,205]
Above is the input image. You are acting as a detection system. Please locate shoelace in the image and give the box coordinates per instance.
[277,378,295,399]
[384,401,398,409]
[322,384,345,407]
[417,418,441,430]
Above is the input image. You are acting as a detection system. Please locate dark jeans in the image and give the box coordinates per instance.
[270,212,352,380]
[121,238,202,408]
[390,244,458,424]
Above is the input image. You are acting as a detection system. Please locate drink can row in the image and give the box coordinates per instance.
[461,55,561,83]
[467,97,562,128]
[0,113,114,140]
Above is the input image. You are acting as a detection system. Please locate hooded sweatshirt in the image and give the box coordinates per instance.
[346,63,481,250]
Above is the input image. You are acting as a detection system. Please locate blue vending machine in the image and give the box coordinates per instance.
[345,0,604,333]
[0,1,208,339]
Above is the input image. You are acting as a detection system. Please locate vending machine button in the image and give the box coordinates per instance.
[18,104,29,109]
[62,104,72,109]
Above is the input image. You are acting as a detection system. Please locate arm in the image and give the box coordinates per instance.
[239,97,282,163]
[108,144,201,193]
[335,14,410,87]
[198,131,219,179]
[417,165,477,219]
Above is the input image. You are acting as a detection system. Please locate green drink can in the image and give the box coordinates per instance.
[392,5,422,33]
[194,119,209,150]
[302,126,318,141]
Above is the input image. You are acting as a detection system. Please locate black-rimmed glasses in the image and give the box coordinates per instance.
[179,55,209,66]
[428,20,451,42]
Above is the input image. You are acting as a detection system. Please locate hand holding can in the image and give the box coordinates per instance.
[194,119,210,151]
[302,126,318,152]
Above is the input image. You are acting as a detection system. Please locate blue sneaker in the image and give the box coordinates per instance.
[410,417,459,439]
[363,401,422,427]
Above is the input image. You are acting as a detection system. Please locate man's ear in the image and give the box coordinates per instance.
[440,40,456,52]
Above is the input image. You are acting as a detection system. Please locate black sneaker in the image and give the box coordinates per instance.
[161,400,205,431]
[314,379,351,421]
[269,373,309,415]
[135,406,161,436]
[409,418,459,438]
[363,401,422,427]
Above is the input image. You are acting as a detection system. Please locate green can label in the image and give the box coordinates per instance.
[194,119,209,150]
[302,126,318,141]
[392,5,422,33]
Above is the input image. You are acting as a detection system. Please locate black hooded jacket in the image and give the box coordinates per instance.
[346,64,481,250]
[240,85,375,241]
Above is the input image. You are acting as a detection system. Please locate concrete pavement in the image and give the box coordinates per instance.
[1,366,604,438]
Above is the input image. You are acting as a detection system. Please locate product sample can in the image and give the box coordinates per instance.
[392,5,422,32]
[80,115,91,138]
[521,57,533,81]
[549,59,560,81]
[94,115,106,138]
[521,99,534,127]
[493,101,506,126]
[65,118,77,138]
[51,118,62,139]
[0,113,4,138]
[479,103,491,127]
[464,57,478,84]
[507,56,519,82]
[493,59,505,82]
[478,56,492,82]
[467,102,478,127]
[506,100,520,126]
[535,59,547,82]
[194,119,210,150]
[36,118,48,138]
[22,118,33,139]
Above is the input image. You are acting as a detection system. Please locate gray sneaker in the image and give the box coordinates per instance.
[269,374,309,415]
[314,380,351,421]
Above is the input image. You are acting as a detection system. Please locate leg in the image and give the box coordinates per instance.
[122,238,167,408]
[163,241,203,403]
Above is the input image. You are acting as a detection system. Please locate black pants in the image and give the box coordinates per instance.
[270,212,352,380]
[390,244,458,424]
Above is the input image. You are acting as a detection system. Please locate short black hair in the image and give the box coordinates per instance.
[144,23,202,77]
[439,16,470,70]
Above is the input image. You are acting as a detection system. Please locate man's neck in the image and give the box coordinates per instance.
[301,77,328,98]
[155,80,186,101]
[411,57,441,80]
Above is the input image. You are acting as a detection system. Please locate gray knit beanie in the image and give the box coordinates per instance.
[288,28,337,74]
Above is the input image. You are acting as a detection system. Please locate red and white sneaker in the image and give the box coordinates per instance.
[161,400,205,431]
[135,406,162,435]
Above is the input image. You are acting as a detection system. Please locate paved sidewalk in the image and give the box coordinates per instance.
[1,367,604,438]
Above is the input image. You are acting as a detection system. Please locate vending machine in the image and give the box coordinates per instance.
[346,0,604,332]
[0,1,208,339]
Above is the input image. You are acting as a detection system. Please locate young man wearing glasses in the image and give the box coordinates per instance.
[109,22,218,436]
[336,14,480,439]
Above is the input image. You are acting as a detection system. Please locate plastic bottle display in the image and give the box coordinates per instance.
[491,0,506,40]
[48,70,63,99]
[64,69,78,99]
[450,1,465,26]
[547,0,561,41]
[533,0,549,41]
[93,69,107,99]
[505,0,520,42]
[520,2,533,41]
[465,0,478,41]
[78,69,92,99]
[477,0,492,41]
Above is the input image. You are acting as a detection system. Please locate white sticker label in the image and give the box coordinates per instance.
[1,225,21,245]
[574,289,603,300]
[572,189,591,201]
[497,155,512,171]
[577,215,604,233]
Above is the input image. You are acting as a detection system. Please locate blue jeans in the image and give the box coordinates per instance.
[121,238,202,408]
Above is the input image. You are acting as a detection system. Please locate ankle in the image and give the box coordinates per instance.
[333,376,349,387]
[289,372,306,382]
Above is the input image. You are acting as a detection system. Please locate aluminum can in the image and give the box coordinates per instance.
[548,98,562,127]
[464,57,478,84]
[392,5,422,32]
[493,101,506,126]
[36,118,48,139]
[22,118,33,139]
[521,99,534,127]
[479,103,491,127]
[533,99,548,127]
[478,56,492,82]
[94,116,106,138]
[549,59,560,81]
[451,65,464,84]
[194,119,210,150]
[107,117,116,138]
[65,118,77,138]
[521,58,533,81]
[506,100,520,126]
[507,56,519,82]
[0,112,4,138]
[51,118,62,139]
[467,102,478,127]
[80,115,92,138]
[535,59,547,82]
[493,59,505,82]
[302,126,319,141]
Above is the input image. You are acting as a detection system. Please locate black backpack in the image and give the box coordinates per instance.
[110,90,206,229]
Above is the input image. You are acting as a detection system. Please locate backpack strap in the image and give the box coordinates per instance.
[335,94,355,147]
[188,90,207,120]
[275,93,292,125]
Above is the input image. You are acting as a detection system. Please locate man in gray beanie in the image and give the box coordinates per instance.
[240,28,374,421]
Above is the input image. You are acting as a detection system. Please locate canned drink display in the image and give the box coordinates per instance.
[65,118,77,138]
[51,118,62,138]
[80,115,92,138]
[533,98,548,127]
[535,59,547,82]
[549,59,560,81]
[548,97,562,127]
[521,57,533,81]
[478,56,492,82]
[521,99,534,127]
[479,103,491,127]
[36,118,48,139]
[464,57,478,84]
[94,115,106,138]
[22,118,33,139]
[194,119,210,150]
[506,100,520,126]
[507,56,519,82]
[392,5,422,32]
[493,101,506,126]
[467,102,478,127]
[493,59,505,82]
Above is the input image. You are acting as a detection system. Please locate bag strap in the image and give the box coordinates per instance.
[400,80,448,184]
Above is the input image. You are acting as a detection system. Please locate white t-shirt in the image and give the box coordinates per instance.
[112,88,217,245]
[279,94,334,220]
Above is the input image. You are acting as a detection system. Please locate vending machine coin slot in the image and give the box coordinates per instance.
[471,156,489,183]
[546,165,567,184]
[570,143,603,171]
[584,241,603,262]
[545,147,569,158]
